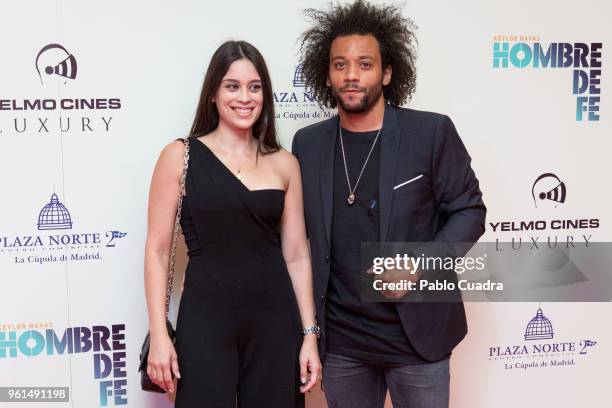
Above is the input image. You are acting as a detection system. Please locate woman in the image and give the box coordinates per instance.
[143,40,320,407]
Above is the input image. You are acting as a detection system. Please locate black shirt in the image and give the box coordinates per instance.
[326,127,427,365]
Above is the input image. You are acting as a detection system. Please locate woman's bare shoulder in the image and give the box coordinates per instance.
[266,146,298,170]
[155,139,187,176]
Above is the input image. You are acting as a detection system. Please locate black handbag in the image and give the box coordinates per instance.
[138,137,190,393]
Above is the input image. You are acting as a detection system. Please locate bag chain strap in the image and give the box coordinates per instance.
[164,137,190,318]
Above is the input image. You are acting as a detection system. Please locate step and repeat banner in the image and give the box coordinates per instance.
[1,0,610,407]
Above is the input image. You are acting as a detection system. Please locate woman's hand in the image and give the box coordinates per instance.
[299,335,321,393]
[147,333,181,393]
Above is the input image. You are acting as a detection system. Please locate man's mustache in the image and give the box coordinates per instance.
[338,84,367,92]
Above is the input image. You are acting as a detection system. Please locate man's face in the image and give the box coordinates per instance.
[328,34,391,113]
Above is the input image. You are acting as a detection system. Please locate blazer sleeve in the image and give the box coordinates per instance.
[431,115,486,247]
[291,129,301,159]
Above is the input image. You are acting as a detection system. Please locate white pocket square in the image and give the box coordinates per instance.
[393,174,423,190]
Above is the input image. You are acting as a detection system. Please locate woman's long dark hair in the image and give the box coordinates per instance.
[189,40,279,156]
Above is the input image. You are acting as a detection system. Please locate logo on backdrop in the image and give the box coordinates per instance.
[488,306,598,371]
[488,170,599,249]
[0,322,128,406]
[524,307,554,340]
[273,63,334,122]
[492,35,603,121]
[292,63,307,88]
[0,43,122,135]
[38,193,73,230]
[531,173,566,208]
[0,191,127,265]
[35,44,78,85]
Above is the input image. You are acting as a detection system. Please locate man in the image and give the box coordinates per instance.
[291,1,486,407]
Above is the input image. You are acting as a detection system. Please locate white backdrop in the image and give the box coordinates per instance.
[0,0,610,407]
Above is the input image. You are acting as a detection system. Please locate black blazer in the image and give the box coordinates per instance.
[291,104,486,362]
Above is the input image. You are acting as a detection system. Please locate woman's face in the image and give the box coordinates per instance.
[214,59,264,132]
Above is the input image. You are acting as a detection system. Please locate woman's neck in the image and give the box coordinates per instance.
[208,122,257,154]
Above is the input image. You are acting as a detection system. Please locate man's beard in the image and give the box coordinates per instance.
[331,82,384,114]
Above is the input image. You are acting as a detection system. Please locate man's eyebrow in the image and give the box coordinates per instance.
[330,55,374,60]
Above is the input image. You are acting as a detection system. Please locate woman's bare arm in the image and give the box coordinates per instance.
[143,139,184,391]
[278,149,320,392]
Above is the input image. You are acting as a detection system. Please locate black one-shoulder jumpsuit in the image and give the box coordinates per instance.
[174,137,304,407]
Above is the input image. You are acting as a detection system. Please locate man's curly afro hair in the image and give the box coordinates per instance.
[299,0,418,109]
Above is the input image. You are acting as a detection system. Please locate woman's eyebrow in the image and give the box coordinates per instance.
[221,78,261,83]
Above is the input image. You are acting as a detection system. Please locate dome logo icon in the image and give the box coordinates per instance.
[292,63,306,88]
[35,44,78,85]
[37,193,73,230]
[524,308,554,340]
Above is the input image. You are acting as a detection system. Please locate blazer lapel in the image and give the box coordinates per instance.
[319,115,339,249]
[379,104,401,242]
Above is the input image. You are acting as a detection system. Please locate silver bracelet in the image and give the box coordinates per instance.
[302,325,320,338]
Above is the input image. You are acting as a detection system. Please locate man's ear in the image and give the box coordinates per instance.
[383,65,392,86]
[326,78,331,87]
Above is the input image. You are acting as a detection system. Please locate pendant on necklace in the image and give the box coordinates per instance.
[236,170,242,180]
[347,193,355,205]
